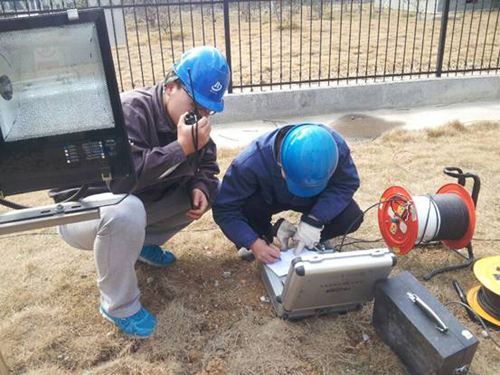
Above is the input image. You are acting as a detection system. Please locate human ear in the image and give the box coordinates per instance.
[164,82,177,97]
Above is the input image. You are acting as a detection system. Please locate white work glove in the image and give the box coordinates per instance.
[293,218,323,255]
[274,218,297,251]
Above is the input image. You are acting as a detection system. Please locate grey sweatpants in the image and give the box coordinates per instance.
[58,186,193,318]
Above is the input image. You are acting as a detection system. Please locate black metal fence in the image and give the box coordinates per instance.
[1,0,499,93]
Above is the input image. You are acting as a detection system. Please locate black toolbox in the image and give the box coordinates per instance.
[373,271,479,375]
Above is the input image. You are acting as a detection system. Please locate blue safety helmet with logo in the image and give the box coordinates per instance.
[173,46,230,113]
[280,124,339,198]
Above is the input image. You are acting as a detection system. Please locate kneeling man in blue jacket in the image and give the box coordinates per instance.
[212,123,363,264]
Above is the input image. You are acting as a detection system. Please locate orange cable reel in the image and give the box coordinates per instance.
[378,183,476,257]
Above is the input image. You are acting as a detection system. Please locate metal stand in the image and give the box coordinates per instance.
[0,196,129,235]
[424,168,480,280]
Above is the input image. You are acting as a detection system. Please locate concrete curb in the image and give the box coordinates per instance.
[216,75,500,124]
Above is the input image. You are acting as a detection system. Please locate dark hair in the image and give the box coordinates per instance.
[163,70,181,87]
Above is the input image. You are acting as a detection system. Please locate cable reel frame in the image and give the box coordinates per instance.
[378,167,481,280]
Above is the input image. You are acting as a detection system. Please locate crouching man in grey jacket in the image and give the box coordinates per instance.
[49,46,230,338]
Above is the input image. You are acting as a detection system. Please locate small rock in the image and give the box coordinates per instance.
[214,280,220,287]
[260,295,270,303]
[188,349,202,363]
[222,271,231,279]
[362,333,370,342]
[146,277,154,284]
[106,331,115,338]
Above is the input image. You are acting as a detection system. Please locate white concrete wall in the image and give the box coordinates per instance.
[381,0,497,13]
[88,0,126,48]
[217,75,500,123]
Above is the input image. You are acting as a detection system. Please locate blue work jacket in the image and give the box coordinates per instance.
[212,124,360,249]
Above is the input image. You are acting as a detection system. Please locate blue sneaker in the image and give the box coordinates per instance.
[100,306,156,339]
[138,245,176,267]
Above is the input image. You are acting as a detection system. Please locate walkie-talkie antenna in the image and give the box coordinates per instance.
[187,68,200,170]
[187,68,200,119]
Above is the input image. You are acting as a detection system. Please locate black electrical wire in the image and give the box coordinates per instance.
[414,240,441,248]
[409,193,470,248]
[0,185,88,210]
[333,240,384,251]
[187,68,200,173]
[342,235,382,243]
[445,300,500,348]
[191,120,199,169]
[342,238,384,245]
[60,185,89,203]
[391,193,473,264]
[0,198,27,210]
[452,249,471,260]
[337,197,405,252]
[432,194,469,241]
[477,287,500,321]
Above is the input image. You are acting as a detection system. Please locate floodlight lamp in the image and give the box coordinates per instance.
[0,9,136,234]
[0,8,135,197]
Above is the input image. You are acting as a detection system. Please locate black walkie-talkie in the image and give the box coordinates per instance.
[184,110,199,125]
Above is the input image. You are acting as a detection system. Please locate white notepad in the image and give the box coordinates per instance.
[266,248,318,277]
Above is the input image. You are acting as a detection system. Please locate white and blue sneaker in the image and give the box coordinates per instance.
[100,306,156,339]
[138,245,176,267]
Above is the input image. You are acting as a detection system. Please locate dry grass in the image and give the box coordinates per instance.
[1,121,500,374]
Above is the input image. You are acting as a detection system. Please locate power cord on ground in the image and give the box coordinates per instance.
[444,300,500,348]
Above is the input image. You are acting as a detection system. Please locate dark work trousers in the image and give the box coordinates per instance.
[241,192,364,243]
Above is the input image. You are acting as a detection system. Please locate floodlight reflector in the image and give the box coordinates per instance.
[0,9,135,196]
[0,24,115,141]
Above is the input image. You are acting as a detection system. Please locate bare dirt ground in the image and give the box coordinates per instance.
[1,121,500,374]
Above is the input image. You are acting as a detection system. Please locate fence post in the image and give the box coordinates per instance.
[436,0,452,77]
[223,0,233,93]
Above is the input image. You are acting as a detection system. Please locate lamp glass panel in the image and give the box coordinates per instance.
[0,23,114,142]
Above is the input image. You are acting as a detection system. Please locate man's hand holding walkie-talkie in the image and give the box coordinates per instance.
[177,111,211,156]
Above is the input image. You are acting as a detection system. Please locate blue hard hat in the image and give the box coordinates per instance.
[280,124,339,197]
[173,46,230,113]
